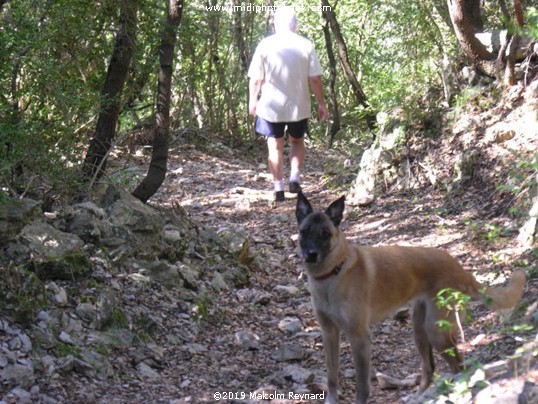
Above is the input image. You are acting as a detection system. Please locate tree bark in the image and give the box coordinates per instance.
[321,12,340,148]
[321,0,376,130]
[446,0,497,76]
[82,0,138,182]
[233,0,249,73]
[504,0,524,85]
[132,0,183,203]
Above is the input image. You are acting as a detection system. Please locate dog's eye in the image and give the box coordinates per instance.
[321,230,331,239]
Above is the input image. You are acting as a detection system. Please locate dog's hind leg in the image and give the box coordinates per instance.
[425,303,463,373]
[318,313,341,404]
[412,300,435,392]
[348,330,371,404]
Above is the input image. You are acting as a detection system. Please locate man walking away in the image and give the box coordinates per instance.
[248,6,328,202]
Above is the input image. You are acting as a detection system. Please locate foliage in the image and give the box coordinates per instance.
[0,264,48,323]
[0,0,535,198]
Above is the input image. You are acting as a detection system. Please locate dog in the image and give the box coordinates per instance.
[295,192,526,404]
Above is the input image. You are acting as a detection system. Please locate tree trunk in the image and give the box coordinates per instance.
[233,0,249,73]
[82,0,138,182]
[321,0,376,130]
[504,0,524,85]
[132,0,183,203]
[321,12,340,148]
[446,0,497,76]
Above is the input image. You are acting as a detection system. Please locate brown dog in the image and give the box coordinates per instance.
[296,192,526,404]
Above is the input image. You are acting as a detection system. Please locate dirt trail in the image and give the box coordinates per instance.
[59,138,532,403]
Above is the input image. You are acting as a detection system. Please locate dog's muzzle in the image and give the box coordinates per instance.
[302,251,319,263]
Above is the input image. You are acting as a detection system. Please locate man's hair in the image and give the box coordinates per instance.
[274,6,297,32]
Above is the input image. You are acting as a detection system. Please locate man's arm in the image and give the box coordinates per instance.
[249,78,263,116]
[308,75,328,121]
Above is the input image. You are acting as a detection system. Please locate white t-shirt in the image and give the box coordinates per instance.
[248,31,323,122]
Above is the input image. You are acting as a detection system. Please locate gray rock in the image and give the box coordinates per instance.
[137,362,160,380]
[0,364,35,389]
[272,343,306,362]
[0,198,42,245]
[211,272,229,291]
[233,330,260,350]
[21,222,84,259]
[278,317,303,334]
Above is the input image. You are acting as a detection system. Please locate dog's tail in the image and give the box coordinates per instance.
[480,270,526,311]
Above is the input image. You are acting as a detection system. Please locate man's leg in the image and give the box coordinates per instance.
[289,136,305,183]
[287,119,307,193]
[267,136,285,199]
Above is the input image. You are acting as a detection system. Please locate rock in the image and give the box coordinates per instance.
[6,387,33,404]
[33,252,93,281]
[0,198,42,245]
[272,343,306,362]
[278,317,303,334]
[66,208,111,243]
[177,263,200,290]
[106,188,165,255]
[474,379,526,404]
[142,260,182,289]
[138,362,160,380]
[223,265,251,288]
[46,282,68,306]
[349,124,408,204]
[483,122,517,144]
[282,364,315,384]
[233,330,260,350]
[21,222,84,258]
[273,284,300,297]
[211,272,229,291]
[518,175,538,249]
[0,363,35,389]
[216,226,249,256]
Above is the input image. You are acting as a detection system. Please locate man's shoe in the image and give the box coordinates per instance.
[289,181,301,193]
[274,191,285,202]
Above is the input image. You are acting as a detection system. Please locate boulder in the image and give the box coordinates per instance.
[0,198,42,245]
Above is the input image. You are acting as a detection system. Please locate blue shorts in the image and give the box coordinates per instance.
[255,117,308,139]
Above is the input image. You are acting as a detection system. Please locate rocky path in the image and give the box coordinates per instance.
[5,136,534,404]
[104,138,531,403]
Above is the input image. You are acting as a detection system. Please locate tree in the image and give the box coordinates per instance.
[321,0,376,130]
[82,0,138,182]
[446,0,527,82]
[321,9,340,147]
[132,0,183,203]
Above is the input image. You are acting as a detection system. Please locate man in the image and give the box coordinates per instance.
[248,6,328,202]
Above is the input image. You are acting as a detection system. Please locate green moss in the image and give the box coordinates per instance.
[34,252,93,281]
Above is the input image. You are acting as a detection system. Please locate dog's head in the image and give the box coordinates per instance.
[296,192,345,263]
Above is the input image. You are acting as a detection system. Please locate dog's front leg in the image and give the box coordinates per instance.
[318,314,341,404]
[348,331,371,404]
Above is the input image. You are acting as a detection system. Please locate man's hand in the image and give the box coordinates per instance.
[249,102,257,116]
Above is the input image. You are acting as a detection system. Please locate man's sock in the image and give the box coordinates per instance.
[289,170,300,184]
[274,180,285,192]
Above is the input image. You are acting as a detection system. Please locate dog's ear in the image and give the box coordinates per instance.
[296,191,313,225]
[325,195,345,227]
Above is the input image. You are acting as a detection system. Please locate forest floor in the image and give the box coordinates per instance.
[60,125,535,404]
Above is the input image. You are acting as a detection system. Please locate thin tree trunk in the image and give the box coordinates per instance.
[504,0,524,85]
[233,0,249,73]
[321,12,340,148]
[321,0,376,130]
[82,0,138,181]
[132,0,183,203]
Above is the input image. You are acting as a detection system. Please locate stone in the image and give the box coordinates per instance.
[272,343,306,362]
[0,198,42,245]
[278,317,302,334]
[0,364,35,389]
[21,222,84,258]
